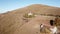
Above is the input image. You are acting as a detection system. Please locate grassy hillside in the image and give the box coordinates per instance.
[0,4,60,34]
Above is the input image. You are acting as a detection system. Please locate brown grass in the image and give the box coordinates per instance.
[0,4,60,34]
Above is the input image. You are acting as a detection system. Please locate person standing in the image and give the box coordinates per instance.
[49,20,57,34]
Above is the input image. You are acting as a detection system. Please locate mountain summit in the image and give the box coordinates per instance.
[6,4,60,16]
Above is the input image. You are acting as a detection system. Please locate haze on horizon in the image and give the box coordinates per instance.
[0,0,60,13]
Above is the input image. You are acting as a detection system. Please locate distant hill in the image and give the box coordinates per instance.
[10,4,60,15]
[0,4,60,34]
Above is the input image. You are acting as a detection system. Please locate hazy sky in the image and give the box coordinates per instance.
[0,0,60,13]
